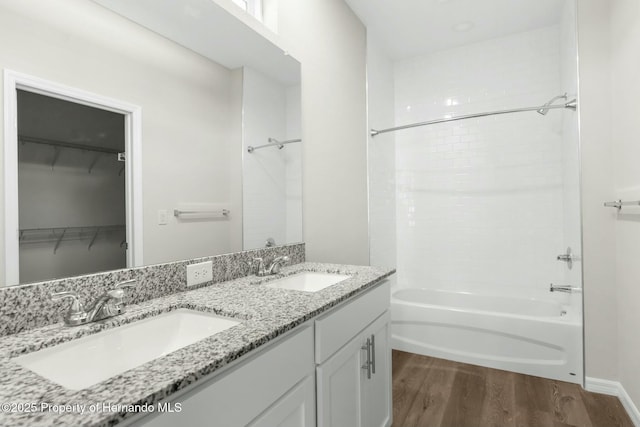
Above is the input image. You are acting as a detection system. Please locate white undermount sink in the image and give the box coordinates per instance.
[264,271,351,292]
[12,309,239,390]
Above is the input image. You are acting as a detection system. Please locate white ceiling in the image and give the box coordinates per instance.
[344,0,564,60]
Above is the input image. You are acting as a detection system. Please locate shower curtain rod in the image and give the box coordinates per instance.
[370,98,577,137]
[247,138,301,153]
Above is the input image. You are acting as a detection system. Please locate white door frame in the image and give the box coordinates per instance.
[3,69,143,286]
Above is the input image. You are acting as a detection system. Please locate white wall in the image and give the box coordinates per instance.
[576,0,619,382]
[366,36,396,274]
[0,0,243,281]
[228,69,245,255]
[610,0,640,409]
[285,85,303,244]
[393,27,571,297]
[578,0,640,414]
[277,0,370,265]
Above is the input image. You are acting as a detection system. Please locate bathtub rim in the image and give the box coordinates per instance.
[391,287,581,324]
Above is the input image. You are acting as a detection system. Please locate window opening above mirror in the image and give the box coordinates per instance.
[231,0,263,22]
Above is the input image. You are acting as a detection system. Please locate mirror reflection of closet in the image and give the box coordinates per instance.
[17,90,126,283]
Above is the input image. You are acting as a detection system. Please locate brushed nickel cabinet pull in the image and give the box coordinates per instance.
[370,334,376,375]
[361,338,372,379]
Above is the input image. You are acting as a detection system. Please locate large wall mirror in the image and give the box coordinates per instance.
[0,0,302,286]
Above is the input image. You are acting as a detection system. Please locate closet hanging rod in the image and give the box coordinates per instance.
[370,99,577,137]
[19,225,126,253]
[19,224,126,236]
[603,200,640,210]
[247,138,301,153]
[18,135,122,154]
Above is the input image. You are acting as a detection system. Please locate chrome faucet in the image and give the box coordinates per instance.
[556,247,576,270]
[268,256,290,274]
[252,256,290,277]
[51,279,136,326]
[549,283,581,293]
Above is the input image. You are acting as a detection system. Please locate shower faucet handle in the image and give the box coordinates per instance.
[556,247,575,269]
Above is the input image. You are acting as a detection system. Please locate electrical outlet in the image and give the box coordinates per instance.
[186,261,213,287]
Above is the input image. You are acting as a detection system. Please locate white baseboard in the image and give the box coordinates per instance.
[585,377,640,427]
[585,377,621,395]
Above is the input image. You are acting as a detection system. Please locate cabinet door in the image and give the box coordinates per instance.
[362,311,392,427]
[316,333,367,427]
[249,375,315,427]
[135,326,314,427]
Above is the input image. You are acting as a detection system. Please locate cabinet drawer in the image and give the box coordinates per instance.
[315,280,389,364]
[137,325,314,427]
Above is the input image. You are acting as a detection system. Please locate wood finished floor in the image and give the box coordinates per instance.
[392,350,634,427]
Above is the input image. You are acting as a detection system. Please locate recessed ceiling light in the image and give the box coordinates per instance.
[453,21,475,32]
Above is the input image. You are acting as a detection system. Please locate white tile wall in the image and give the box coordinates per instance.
[394,26,575,296]
[242,67,302,250]
[242,67,287,250]
[367,35,397,274]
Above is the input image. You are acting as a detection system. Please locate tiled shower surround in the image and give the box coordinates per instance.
[242,67,302,250]
[0,244,304,337]
[394,25,578,294]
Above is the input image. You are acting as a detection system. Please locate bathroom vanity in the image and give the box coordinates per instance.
[135,277,390,427]
[0,247,394,427]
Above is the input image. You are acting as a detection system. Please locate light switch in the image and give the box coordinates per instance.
[158,209,169,225]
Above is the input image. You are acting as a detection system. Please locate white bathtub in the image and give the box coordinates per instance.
[391,288,583,384]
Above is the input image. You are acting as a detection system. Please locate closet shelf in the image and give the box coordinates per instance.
[19,135,121,154]
[19,225,126,253]
[18,135,124,172]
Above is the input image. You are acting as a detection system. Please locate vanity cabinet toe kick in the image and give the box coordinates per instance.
[131,280,391,427]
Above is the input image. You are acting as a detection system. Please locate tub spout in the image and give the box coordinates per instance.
[549,284,581,293]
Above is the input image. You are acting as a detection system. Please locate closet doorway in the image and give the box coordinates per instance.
[3,71,142,285]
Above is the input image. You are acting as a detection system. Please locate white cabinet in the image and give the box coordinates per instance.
[315,281,391,427]
[317,329,364,426]
[248,375,315,427]
[134,325,315,427]
[132,280,391,427]
[362,313,391,427]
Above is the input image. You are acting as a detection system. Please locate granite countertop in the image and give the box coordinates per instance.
[0,262,394,427]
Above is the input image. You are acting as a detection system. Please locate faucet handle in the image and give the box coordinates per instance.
[107,288,125,299]
[51,291,83,311]
[51,291,87,325]
[251,258,265,275]
[268,256,290,275]
[110,279,136,308]
[115,279,136,289]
